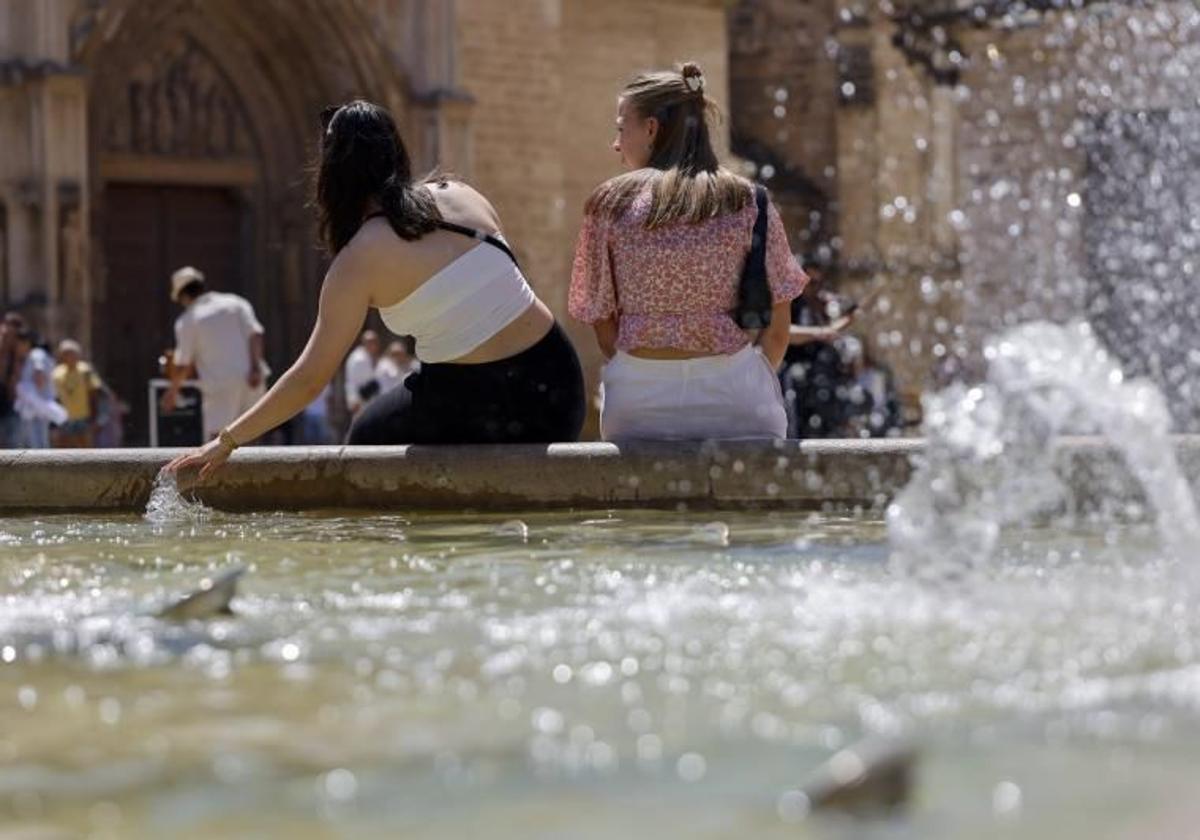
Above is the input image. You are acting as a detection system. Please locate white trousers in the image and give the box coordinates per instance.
[201,380,265,440]
[600,345,787,441]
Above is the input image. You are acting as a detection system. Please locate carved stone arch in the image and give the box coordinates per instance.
[77,0,420,190]
[97,31,256,160]
[73,0,422,444]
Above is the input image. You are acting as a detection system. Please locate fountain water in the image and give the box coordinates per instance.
[888,320,1200,570]
[144,470,211,525]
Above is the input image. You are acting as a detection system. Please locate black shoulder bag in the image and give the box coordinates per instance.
[733,185,772,331]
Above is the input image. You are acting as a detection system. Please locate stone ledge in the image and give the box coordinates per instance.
[0,437,1194,513]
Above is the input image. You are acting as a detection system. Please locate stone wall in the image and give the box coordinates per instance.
[456,0,730,432]
[726,1,964,407]
[728,0,838,253]
[725,2,1200,418]
[952,2,1200,426]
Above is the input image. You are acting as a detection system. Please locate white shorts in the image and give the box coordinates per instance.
[600,345,788,441]
[201,381,265,440]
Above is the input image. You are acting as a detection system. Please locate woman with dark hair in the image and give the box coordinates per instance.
[570,63,809,440]
[168,100,585,478]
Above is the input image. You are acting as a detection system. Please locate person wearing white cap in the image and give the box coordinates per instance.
[163,266,269,442]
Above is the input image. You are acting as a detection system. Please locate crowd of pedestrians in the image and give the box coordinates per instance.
[0,312,126,449]
[780,265,901,439]
[341,330,419,421]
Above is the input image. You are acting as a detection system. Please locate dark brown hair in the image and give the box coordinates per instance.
[314,100,442,254]
[586,62,751,228]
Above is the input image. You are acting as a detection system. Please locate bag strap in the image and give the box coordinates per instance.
[747,184,769,287]
[731,184,773,333]
[362,212,521,267]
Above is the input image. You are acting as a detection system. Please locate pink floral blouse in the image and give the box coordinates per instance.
[568,186,809,354]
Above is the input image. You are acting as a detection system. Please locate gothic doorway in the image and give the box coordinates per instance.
[100,184,248,445]
[75,0,417,443]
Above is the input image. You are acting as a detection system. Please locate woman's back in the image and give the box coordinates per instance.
[343,181,554,365]
[352,181,500,305]
[570,178,806,356]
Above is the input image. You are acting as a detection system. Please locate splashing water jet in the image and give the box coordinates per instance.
[888,321,1200,570]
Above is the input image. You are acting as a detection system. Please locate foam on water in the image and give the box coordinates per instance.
[888,320,1200,569]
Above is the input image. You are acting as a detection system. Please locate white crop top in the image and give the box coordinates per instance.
[377,232,537,363]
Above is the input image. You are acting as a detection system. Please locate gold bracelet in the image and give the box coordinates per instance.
[218,428,240,452]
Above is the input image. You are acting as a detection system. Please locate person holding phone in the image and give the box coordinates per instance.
[780,264,862,438]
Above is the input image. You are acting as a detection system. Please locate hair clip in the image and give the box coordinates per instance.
[684,74,705,94]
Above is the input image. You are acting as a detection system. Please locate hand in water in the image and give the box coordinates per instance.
[163,435,234,481]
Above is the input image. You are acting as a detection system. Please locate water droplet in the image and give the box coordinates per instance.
[992,780,1022,817]
[323,768,358,802]
[677,752,707,782]
[777,789,811,822]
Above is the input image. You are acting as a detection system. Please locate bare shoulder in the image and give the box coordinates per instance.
[328,222,406,284]
[427,179,502,233]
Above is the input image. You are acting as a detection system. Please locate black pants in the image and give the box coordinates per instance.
[347,323,586,444]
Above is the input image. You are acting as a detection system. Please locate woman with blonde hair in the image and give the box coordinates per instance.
[569,62,809,440]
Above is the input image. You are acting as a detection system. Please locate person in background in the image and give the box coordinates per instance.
[780,264,856,438]
[0,312,23,447]
[297,384,335,444]
[92,380,128,448]
[162,266,269,442]
[839,336,901,438]
[344,329,382,414]
[13,328,58,448]
[51,339,101,448]
[375,336,419,395]
[569,62,807,440]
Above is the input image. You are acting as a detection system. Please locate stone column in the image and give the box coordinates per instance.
[0,0,89,343]
[396,0,475,177]
[833,6,967,404]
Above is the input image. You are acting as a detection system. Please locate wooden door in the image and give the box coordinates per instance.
[99,184,245,445]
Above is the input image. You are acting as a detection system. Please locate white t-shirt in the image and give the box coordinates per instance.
[344,346,377,411]
[174,292,264,390]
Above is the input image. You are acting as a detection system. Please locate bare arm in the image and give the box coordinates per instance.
[224,263,370,445]
[593,317,618,360]
[757,301,794,370]
[166,251,373,478]
[787,313,856,347]
[160,360,190,413]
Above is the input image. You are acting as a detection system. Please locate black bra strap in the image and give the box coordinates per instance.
[434,220,520,268]
[363,212,519,267]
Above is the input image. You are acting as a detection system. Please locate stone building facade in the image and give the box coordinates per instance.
[0,0,727,442]
[729,0,1200,425]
